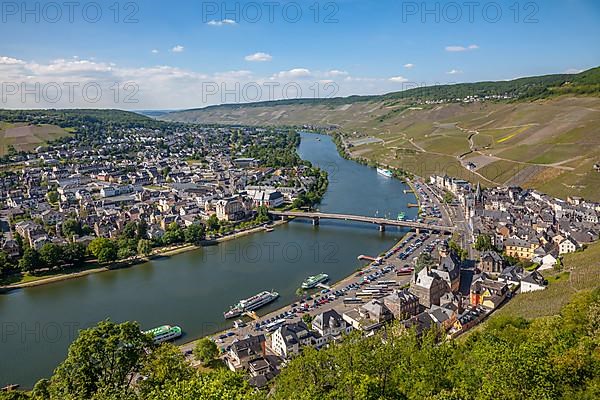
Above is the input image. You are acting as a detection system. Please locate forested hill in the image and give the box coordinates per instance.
[165,66,600,117]
[0,109,159,129]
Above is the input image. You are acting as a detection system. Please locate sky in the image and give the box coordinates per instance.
[0,0,599,109]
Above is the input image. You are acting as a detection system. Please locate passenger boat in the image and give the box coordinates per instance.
[377,167,393,178]
[224,290,279,319]
[301,273,329,289]
[143,325,182,344]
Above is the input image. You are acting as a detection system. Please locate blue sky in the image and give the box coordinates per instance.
[1,0,599,109]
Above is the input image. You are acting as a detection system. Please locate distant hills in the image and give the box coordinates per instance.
[162,67,600,202]
[164,67,600,118]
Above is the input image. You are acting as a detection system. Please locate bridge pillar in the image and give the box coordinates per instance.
[379,224,385,232]
[312,217,320,226]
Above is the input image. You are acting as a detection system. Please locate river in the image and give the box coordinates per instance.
[0,132,417,388]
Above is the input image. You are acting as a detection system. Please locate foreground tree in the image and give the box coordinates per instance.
[193,338,218,365]
[48,320,153,400]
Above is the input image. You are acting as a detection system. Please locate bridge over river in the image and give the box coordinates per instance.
[269,211,455,233]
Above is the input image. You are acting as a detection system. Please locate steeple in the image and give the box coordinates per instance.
[475,181,482,204]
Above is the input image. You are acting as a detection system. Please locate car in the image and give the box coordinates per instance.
[226,332,235,337]
[185,350,193,355]
[218,334,227,340]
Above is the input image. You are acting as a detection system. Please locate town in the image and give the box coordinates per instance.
[0,117,327,280]
[183,172,600,388]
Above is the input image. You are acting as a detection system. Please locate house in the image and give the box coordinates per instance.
[247,356,280,388]
[215,198,246,221]
[311,310,352,341]
[427,304,458,331]
[383,289,420,320]
[504,237,538,260]
[479,251,505,274]
[448,307,487,338]
[270,322,324,358]
[558,237,578,254]
[539,251,559,271]
[521,271,547,293]
[470,277,509,309]
[409,267,451,308]
[225,334,266,372]
[343,299,393,332]
[431,249,461,292]
[499,265,523,286]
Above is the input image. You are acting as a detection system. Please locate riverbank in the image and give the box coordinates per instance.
[0,220,289,292]
[179,228,415,352]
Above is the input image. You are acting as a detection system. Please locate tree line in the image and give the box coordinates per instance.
[1,287,597,399]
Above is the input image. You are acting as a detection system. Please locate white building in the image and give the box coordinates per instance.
[558,237,578,254]
[270,322,324,359]
[311,310,353,341]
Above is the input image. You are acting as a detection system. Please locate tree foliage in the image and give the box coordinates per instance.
[193,338,218,365]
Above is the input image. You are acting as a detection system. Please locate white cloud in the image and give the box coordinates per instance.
[244,52,272,62]
[445,44,479,52]
[274,68,312,79]
[446,69,463,75]
[171,45,184,53]
[564,68,583,74]
[327,70,349,77]
[207,19,237,26]
[389,76,408,83]
[0,56,26,65]
[151,49,159,54]
[403,63,414,69]
[0,54,457,109]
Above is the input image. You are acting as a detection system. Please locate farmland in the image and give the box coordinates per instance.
[0,122,72,155]
[165,95,600,200]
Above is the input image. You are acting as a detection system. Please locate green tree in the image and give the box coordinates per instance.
[49,320,153,400]
[121,222,138,240]
[89,238,118,264]
[137,239,153,257]
[62,219,82,238]
[0,250,12,276]
[415,252,435,273]
[474,234,494,252]
[63,243,86,267]
[39,243,63,269]
[19,247,41,272]
[47,190,59,204]
[206,214,220,232]
[302,314,313,326]
[137,344,193,398]
[193,338,219,365]
[184,224,205,245]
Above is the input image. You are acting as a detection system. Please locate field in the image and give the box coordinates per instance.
[165,96,600,201]
[0,122,71,155]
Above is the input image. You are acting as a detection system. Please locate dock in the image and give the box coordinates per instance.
[316,282,331,290]
[358,254,381,262]
[243,311,260,320]
[407,203,419,208]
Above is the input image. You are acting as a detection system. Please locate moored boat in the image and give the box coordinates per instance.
[377,167,393,178]
[224,290,279,319]
[143,325,182,344]
[301,273,329,289]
